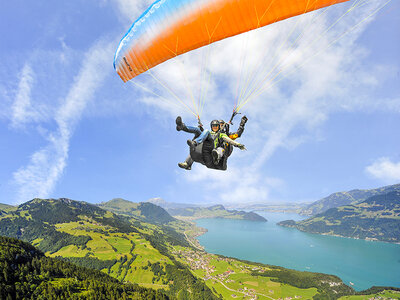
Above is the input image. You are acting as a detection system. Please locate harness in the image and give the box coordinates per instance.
[189,138,227,170]
[209,131,228,148]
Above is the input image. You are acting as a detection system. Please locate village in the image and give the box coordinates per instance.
[173,248,304,300]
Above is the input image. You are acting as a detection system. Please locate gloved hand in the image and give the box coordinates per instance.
[237,144,246,150]
[240,115,248,126]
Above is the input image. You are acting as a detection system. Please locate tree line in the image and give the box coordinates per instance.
[0,236,168,300]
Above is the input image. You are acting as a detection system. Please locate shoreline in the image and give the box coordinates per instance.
[279,223,400,244]
[190,214,400,291]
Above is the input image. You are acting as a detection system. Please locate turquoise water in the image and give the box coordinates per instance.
[195,212,400,291]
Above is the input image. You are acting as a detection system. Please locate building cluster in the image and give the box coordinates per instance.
[172,249,306,300]
[237,264,265,272]
[320,280,343,287]
[237,286,258,299]
[173,249,214,274]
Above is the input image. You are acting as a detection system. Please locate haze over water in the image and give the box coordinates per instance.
[195,212,400,291]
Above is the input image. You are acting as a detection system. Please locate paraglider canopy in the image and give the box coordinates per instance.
[114,0,348,82]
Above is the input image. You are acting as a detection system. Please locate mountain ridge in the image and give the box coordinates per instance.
[279,191,400,243]
[98,198,176,224]
[300,183,400,216]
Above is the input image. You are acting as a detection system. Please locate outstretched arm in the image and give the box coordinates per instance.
[236,115,248,137]
[229,115,248,139]
[221,135,246,150]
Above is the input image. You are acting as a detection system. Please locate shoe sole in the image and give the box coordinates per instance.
[212,151,219,165]
[176,116,183,131]
[178,163,191,170]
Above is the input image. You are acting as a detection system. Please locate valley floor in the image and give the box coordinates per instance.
[173,247,319,300]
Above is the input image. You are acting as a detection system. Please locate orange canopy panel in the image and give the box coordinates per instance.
[114,0,349,82]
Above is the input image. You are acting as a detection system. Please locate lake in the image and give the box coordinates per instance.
[195,212,400,291]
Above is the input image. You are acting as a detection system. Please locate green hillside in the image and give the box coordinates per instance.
[0,203,16,217]
[300,183,400,216]
[279,191,400,243]
[339,286,400,299]
[0,198,218,299]
[98,198,175,224]
[166,204,267,222]
[0,235,168,300]
[0,203,15,211]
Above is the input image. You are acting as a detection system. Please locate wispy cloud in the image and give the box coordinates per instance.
[365,157,400,183]
[10,64,39,129]
[12,40,114,203]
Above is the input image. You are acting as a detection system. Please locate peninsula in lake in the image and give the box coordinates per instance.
[279,190,400,243]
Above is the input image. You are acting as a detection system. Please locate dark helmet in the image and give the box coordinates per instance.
[210,120,220,131]
[218,119,229,133]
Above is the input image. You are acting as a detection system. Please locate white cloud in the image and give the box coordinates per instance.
[111,0,155,23]
[10,64,40,129]
[366,157,400,183]
[3,47,88,128]
[12,40,114,203]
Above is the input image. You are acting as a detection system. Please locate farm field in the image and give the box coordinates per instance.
[48,220,172,289]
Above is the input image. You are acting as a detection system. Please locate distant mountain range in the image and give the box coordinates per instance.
[99,198,267,222]
[151,200,267,222]
[300,183,400,216]
[224,183,400,217]
[226,202,309,213]
[279,191,400,243]
[147,197,199,209]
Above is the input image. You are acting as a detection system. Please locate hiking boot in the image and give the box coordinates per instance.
[212,149,220,165]
[178,162,191,170]
[187,139,197,148]
[176,116,185,131]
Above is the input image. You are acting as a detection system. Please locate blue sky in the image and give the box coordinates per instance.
[1,0,399,206]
